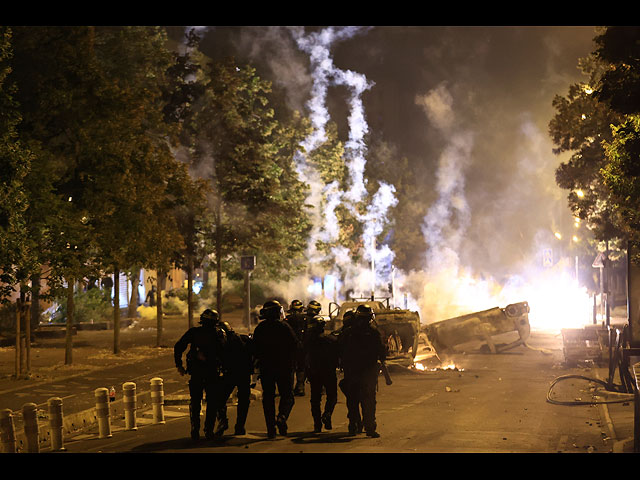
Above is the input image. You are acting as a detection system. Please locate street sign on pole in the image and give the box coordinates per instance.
[240,256,255,332]
[240,255,256,271]
[592,252,605,268]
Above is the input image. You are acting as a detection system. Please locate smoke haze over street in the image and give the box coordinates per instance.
[167,26,600,328]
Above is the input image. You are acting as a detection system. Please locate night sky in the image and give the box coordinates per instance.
[166,26,598,288]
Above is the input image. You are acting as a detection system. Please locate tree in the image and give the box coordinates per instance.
[79,26,195,351]
[161,29,212,328]
[10,26,105,365]
[593,27,640,264]
[549,53,624,245]
[193,59,312,313]
[0,27,34,301]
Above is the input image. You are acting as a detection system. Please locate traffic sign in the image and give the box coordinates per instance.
[542,248,553,267]
[240,255,256,271]
[592,252,605,268]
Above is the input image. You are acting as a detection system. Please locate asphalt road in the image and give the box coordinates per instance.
[1,312,637,454]
[27,331,630,453]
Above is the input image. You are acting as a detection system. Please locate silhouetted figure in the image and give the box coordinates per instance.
[338,304,386,438]
[174,309,227,440]
[304,315,339,433]
[216,321,254,436]
[285,299,307,396]
[145,285,157,307]
[252,300,298,439]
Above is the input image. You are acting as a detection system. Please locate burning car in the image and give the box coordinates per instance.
[328,296,422,359]
[421,301,531,355]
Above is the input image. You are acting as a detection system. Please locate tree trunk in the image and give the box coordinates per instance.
[14,298,21,379]
[65,278,74,365]
[30,273,40,333]
[128,268,140,318]
[215,200,223,319]
[187,259,194,329]
[156,270,164,347]
[113,267,120,355]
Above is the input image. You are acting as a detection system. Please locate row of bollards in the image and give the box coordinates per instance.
[0,377,166,453]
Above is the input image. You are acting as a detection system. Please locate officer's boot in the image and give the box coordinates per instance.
[189,405,200,441]
[294,372,305,396]
[215,415,229,437]
[313,414,322,433]
[276,413,288,435]
[204,415,216,440]
[321,411,332,430]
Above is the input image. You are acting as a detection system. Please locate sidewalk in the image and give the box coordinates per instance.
[0,310,251,452]
[592,364,637,453]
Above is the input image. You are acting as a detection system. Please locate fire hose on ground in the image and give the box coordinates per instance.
[547,325,637,406]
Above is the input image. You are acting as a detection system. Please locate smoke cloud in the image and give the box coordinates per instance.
[183,26,598,328]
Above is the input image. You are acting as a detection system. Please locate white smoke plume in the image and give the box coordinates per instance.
[285,26,398,308]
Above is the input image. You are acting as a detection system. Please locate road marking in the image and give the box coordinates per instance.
[385,392,437,412]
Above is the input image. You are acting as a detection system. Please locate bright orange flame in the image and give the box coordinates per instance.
[417,259,593,334]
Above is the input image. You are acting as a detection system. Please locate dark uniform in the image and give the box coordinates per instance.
[337,304,386,438]
[252,300,299,439]
[304,315,339,433]
[174,309,227,440]
[285,299,307,396]
[216,322,254,436]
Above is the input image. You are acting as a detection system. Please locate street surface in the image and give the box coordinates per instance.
[45,334,622,453]
[1,312,635,454]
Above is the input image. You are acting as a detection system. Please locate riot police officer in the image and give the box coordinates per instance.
[174,308,227,440]
[285,299,307,396]
[337,304,386,438]
[252,300,299,439]
[304,315,339,433]
[216,321,254,436]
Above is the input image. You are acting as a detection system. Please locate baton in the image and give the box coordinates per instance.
[379,362,393,385]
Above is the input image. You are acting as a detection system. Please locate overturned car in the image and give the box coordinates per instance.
[422,301,531,355]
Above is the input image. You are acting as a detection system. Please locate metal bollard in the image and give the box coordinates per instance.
[22,403,39,453]
[47,397,65,451]
[94,388,112,439]
[122,382,137,431]
[150,377,165,424]
[0,409,17,453]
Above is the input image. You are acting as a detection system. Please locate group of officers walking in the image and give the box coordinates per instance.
[174,298,389,441]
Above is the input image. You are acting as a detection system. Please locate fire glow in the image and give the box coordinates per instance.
[413,361,463,372]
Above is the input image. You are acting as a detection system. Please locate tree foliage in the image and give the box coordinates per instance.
[549,53,624,243]
[594,26,640,263]
[190,58,312,312]
[0,27,35,301]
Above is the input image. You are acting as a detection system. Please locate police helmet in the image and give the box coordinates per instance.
[307,314,326,332]
[260,300,284,320]
[342,310,355,328]
[354,304,374,325]
[306,300,322,316]
[199,308,219,325]
[220,321,233,333]
[289,299,304,312]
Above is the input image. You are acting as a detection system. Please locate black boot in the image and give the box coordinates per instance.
[321,412,332,430]
[276,414,288,435]
[313,417,322,433]
[215,416,228,437]
[190,418,200,441]
[189,405,200,441]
